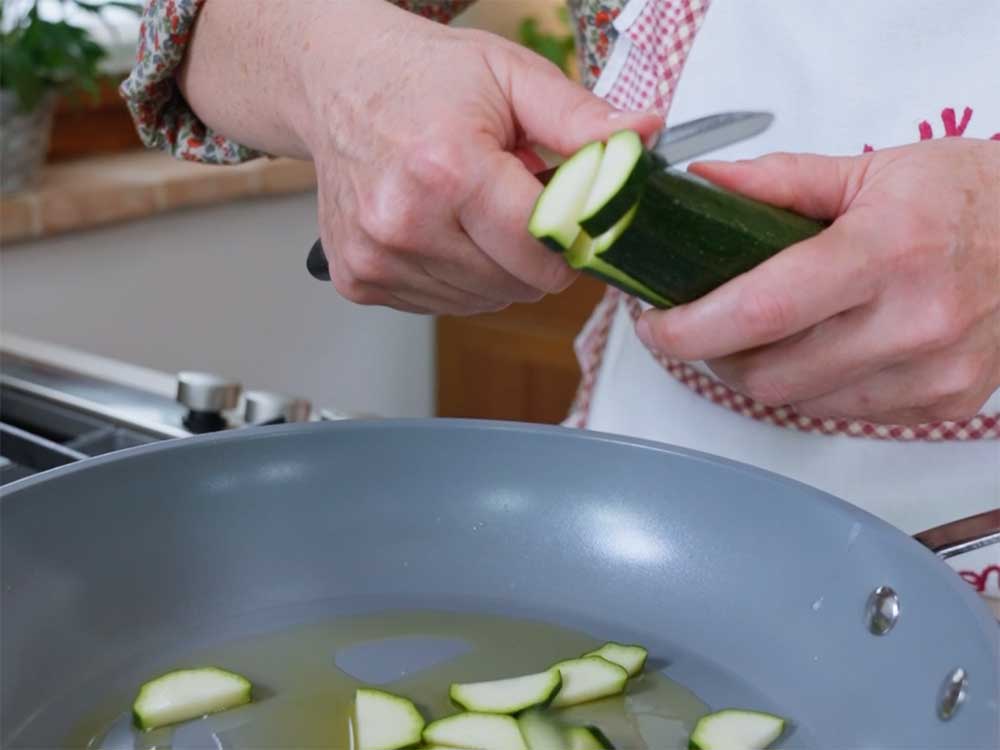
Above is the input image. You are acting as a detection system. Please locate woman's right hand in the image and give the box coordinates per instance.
[180,0,661,315]
[300,4,660,314]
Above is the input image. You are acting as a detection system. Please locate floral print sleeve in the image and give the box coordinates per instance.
[120,0,479,164]
[568,1,626,89]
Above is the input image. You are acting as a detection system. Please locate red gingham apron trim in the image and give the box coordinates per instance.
[568,290,1000,440]
[598,0,709,114]
[622,297,1000,440]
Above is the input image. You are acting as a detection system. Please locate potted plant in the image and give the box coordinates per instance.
[519,6,577,79]
[0,0,139,193]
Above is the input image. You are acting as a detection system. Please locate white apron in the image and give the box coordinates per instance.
[579,0,1000,595]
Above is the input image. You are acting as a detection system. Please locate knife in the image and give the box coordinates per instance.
[305,111,775,282]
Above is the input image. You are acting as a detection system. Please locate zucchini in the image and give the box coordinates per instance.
[688,709,786,750]
[579,130,653,236]
[548,657,628,708]
[582,643,647,678]
[354,688,425,750]
[131,667,252,731]
[354,690,423,750]
[518,709,570,750]
[529,136,827,308]
[528,141,604,252]
[565,725,615,750]
[450,669,562,714]
[565,208,672,309]
[423,712,528,750]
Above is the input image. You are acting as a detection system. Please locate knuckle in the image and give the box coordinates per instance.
[359,177,421,248]
[739,290,795,342]
[918,291,970,350]
[645,319,688,358]
[332,274,381,306]
[544,263,578,295]
[404,139,468,199]
[342,244,393,286]
[742,370,794,406]
[935,353,990,400]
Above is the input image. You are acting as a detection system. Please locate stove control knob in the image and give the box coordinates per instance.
[244,391,312,425]
[176,372,242,432]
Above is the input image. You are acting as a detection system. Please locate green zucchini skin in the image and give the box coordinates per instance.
[578,257,673,309]
[582,167,827,308]
[579,148,654,237]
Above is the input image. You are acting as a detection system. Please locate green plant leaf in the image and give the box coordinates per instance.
[0,9,108,112]
[518,8,575,75]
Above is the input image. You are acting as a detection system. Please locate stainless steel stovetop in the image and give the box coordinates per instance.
[0,334,359,487]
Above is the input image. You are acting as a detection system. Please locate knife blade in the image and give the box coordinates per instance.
[653,110,774,165]
[306,110,775,282]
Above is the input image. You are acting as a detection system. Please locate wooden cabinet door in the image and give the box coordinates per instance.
[436,275,606,424]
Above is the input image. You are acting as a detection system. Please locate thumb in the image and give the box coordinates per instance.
[501,54,663,156]
[688,152,873,220]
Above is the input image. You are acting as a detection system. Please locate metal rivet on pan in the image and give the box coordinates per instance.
[938,667,967,720]
[866,585,900,635]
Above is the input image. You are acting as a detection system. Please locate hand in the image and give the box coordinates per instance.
[635,138,1000,424]
[299,3,660,315]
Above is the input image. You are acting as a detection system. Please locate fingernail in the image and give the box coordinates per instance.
[635,316,656,350]
[608,107,660,120]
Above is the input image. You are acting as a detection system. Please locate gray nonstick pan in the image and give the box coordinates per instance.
[2,420,997,748]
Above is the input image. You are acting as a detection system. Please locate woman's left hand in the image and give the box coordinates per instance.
[634,137,1000,425]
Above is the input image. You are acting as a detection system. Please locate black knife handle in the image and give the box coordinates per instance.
[305,166,558,282]
[307,238,331,281]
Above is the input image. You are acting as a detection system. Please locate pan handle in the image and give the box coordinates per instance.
[913,508,1000,560]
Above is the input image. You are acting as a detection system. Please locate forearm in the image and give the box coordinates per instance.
[177,0,420,161]
[176,0,321,159]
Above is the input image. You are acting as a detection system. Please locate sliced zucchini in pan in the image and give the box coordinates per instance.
[354,688,425,750]
[423,712,528,750]
[688,709,786,750]
[548,656,628,708]
[582,643,648,677]
[132,667,252,731]
[518,709,570,750]
[450,668,562,714]
[565,725,615,750]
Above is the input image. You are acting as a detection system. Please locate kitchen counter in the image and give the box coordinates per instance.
[0,150,316,246]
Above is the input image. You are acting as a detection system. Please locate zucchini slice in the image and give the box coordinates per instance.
[579,130,653,236]
[565,725,615,750]
[582,643,648,677]
[423,712,528,750]
[354,688,425,750]
[548,657,628,708]
[131,667,252,731]
[528,141,604,252]
[689,709,786,750]
[450,669,562,714]
[518,709,570,750]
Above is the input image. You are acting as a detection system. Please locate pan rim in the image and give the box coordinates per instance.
[1,417,995,620]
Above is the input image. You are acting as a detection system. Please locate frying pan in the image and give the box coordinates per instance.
[2,420,997,748]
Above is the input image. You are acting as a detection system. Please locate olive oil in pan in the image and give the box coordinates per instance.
[75,611,707,750]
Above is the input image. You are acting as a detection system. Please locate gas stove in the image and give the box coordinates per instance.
[0,333,361,487]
